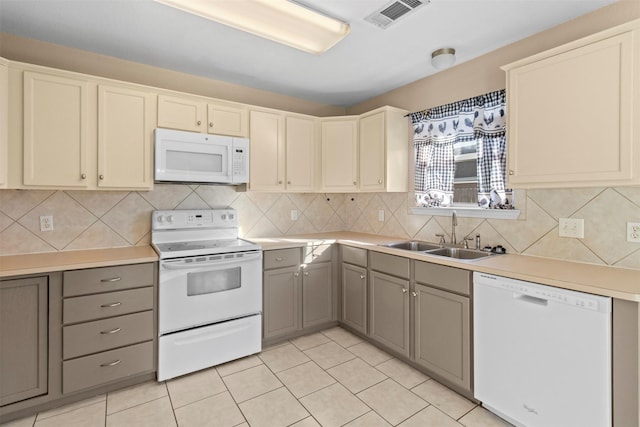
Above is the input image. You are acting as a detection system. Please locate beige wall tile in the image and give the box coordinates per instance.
[194,185,240,208]
[101,192,153,244]
[528,187,603,219]
[64,221,129,251]
[0,190,54,220]
[0,222,54,255]
[139,184,193,209]
[488,197,556,252]
[175,192,209,209]
[524,231,604,265]
[0,211,14,232]
[67,190,128,217]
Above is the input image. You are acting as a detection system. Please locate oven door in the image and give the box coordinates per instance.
[158,251,262,335]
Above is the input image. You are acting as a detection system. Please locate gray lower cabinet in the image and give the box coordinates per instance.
[341,263,367,334]
[263,246,334,341]
[341,245,368,334]
[0,276,48,406]
[263,266,301,339]
[369,252,410,357]
[414,260,472,393]
[61,263,155,395]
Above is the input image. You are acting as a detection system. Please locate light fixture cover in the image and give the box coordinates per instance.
[154,0,350,54]
[431,47,456,69]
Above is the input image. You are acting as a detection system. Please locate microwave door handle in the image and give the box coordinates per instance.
[161,252,261,270]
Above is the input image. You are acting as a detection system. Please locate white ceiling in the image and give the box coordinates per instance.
[0,0,615,107]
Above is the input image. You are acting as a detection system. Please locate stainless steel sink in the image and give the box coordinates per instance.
[425,247,494,260]
[381,241,441,251]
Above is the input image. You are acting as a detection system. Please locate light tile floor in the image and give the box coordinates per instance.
[1,327,513,427]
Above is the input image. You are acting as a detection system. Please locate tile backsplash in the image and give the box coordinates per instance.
[0,185,638,269]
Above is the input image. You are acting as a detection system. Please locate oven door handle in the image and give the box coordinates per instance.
[161,252,262,270]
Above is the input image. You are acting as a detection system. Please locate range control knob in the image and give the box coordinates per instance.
[156,215,164,223]
[167,215,174,223]
[221,214,227,220]
[229,214,235,220]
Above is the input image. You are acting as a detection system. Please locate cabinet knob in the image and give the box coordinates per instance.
[304,272,309,276]
[353,181,357,185]
[294,272,300,277]
[278,180,283,184]
[287,181,291,184]
[378,179,383,184]
[209,122,213,128]
[99,174,104,180]
[197,120,202,126]
[411,291,418,297]
[509,170,514,175]
[402,288,408,293]
[81,173,87,180]
[360,275,365,280]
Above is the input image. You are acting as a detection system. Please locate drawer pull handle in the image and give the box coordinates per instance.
[101,302,122,308]
[100,359,121,367]
[275,257,285,262]
[101,277,122,283]
[100,327,121,335]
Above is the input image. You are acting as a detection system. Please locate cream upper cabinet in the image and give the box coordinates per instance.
[23,71,89,187]
[321,117,358,192]
[503,20,640,188]
[359,107,409,192]
[158,94,248,137]
[249,110,316,192]
[249,110,285,191]
[0,60,8,188]
[98,85,154,189]
[157,94,206,132]
[207,102,248,137]
[285,115,316,192]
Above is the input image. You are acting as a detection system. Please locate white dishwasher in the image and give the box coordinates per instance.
[473,272,611,427]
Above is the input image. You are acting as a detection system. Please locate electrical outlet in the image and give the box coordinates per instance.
[290,210,298,221]
[378,210,385,222]
[559,218,584,238]
[40,215,54,231]
[627,222,640,243]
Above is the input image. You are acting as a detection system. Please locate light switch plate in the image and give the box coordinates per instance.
[559,218,584,238]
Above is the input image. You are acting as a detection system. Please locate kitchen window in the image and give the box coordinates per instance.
[409,89,518,218]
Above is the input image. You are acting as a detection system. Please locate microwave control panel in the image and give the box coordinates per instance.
[231,138,249,182]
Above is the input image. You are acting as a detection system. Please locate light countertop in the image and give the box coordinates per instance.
[253,232,640,302]
[0,246,158,278]
[2,233,638,302]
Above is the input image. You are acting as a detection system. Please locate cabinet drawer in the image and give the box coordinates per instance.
[63,287,153,324]
[63,311,153,360]
[264,248,301,269]
[304,245,333,264]
[62,340,153,394]
[415,261,471,296]
[370,252,409,279]
[342,246,367,267]
[64,263,154,297]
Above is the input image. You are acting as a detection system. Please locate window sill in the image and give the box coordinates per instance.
[411,206,521,220]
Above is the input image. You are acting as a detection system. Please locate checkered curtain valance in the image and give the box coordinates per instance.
[410,89,510,208]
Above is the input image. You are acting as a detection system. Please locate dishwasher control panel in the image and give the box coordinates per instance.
[474,273,610,312]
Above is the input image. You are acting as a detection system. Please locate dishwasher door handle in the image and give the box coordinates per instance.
[514,293,548,306]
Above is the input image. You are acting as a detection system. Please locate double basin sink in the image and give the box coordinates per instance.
[381,241,495,261]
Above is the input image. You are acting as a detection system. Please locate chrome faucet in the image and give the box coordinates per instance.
[451,211,457,245]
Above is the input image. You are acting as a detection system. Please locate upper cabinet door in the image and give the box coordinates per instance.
[321,118,358,192]
[23,71,89,187]
[157,94,206,132]
[285,115,316,192]
[249,110,285,191]
[359,111,386,192]
[207,102,248,137]
[504,24,639,188]
[98,85,154,189]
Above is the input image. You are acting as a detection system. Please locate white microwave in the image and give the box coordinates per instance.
[155,128,249,184]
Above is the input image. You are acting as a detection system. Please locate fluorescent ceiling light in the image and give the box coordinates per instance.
[154,0,350,54]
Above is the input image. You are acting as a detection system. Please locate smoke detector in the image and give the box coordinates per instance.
[364,0,429,29]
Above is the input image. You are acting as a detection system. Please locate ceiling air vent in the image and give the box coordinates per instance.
[364,0,428,29]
